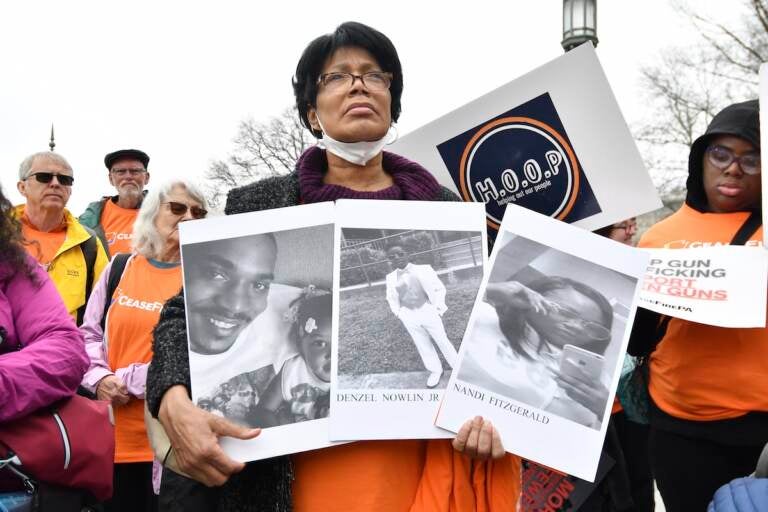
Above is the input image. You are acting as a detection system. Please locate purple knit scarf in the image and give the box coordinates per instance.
[297,145,441,203]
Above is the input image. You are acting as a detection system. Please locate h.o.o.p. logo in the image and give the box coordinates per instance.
[458,116,580,230]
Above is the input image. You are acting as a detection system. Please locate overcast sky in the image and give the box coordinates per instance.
[0,1,744,213]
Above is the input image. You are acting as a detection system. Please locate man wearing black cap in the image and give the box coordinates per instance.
[80,149,150,257]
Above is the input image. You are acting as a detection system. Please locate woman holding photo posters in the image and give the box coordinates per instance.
[147,21,520,512]
[80,180,207,512]
[630,99,767,512]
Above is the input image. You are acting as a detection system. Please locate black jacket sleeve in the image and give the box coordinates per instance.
[147,290,191,417]
[627,306,665,357]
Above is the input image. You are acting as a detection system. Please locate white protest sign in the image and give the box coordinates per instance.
[639,246,767,328]
[389,43,661,240]
[330,200,487,441]
[436,203,648,482]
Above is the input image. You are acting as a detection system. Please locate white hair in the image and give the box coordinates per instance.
[18,152,73,180]
[132,179,208,259]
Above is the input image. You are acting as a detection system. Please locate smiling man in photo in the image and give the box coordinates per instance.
[184,233,277,355]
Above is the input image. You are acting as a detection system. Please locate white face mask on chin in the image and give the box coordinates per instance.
[315,118,398,166]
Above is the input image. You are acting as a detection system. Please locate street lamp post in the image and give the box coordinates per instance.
[561,0,598,52]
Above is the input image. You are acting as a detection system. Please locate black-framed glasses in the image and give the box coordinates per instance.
[163,201,207,219]
[613,220,637,233]
[111,168,146,177]
[317,71,393,92]
[25,172,74,186]
[706,145,761,175]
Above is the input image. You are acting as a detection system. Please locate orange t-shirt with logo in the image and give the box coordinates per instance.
[19,212,67,266]
[106,255,181,463]
[639,204,766,421]
[101,199,139,257]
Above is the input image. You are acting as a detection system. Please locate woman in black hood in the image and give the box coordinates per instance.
[629,99,766,512]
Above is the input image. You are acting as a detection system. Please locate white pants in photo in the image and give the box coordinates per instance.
[398,303,458,373]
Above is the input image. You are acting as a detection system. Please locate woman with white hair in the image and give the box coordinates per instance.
[79,179,207,512]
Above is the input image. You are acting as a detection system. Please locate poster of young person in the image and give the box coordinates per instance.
[180,202,340,462]
[330,200,487,440]
[436,204,648,482]
[639,246,768,328]
[388,43,660,242]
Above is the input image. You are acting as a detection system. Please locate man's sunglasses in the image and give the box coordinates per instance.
[163,201,207,219]
[25,172,74,186]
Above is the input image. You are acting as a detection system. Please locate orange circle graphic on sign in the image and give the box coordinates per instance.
[458,116,581,230]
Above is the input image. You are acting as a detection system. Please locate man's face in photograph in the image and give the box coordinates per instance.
[185,233,277,354]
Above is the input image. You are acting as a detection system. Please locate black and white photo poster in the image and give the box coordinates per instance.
[330,200,487,440]
[180,202,338,462]
[389,43,661,242]
[436,204,648,481]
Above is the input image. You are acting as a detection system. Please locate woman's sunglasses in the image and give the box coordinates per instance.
[25,172,74,186]
[163,201,207,219]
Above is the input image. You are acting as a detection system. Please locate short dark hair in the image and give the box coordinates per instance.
[292,21,403,138]
[385,243,407,255]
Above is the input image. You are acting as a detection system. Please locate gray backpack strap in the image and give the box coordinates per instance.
[100,253,131,333]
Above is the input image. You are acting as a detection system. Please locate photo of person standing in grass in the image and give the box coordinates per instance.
[338,228,482,390]
[385,244,458,388]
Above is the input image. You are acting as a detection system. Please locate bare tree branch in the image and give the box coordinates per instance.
[204,107,311,208]
[634,0,765,208]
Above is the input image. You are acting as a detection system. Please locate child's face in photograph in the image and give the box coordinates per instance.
[301,320,332,382]
[387,245,410,270]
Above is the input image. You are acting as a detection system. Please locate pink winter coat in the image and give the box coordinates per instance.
[0,253,89,422]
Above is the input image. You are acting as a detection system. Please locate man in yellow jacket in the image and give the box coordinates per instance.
[15,151,108,324]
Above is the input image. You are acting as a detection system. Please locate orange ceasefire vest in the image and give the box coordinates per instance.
[101,199,139,257]
[106,255,182,463]
[638,204,767,421]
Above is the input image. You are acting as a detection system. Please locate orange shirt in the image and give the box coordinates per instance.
[639,204,766,421]
[106,255,181,463]
[101,199,139,257]
[293,440,520,512]
[19,211,67,266]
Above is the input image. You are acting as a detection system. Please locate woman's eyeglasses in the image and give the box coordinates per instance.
[317,71,393,92]
[706,145,761,175]
[163,201,207,219]
[549,304,612,342]
[25,172,74,186]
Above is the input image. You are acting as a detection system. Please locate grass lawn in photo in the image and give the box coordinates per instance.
[338,267,481,388]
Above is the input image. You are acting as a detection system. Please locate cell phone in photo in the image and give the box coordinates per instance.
[560,344,604,380]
